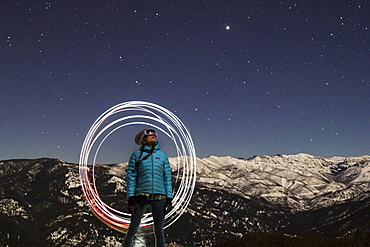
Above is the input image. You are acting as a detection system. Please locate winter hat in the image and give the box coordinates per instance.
[134,128,157,145]
[135,129,146,145]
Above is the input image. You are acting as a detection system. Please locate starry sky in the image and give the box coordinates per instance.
[1,1,369,164]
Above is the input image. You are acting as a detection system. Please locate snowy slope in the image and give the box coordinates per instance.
[0,154,369,246]
[170,154,370,211]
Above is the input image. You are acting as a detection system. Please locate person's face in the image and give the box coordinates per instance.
[145,134,156,143]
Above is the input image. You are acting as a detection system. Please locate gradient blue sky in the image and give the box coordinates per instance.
[1,1,369,163]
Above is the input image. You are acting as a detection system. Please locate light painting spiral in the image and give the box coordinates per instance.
[79,101,197,233]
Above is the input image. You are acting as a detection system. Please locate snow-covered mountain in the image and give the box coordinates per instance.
[0,154,369,246]
[189,153,370,212]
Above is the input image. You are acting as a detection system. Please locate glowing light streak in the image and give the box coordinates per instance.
[79,101,197,233]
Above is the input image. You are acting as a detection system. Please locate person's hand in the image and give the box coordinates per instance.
[164,198,173,214]
[128,197,137,215]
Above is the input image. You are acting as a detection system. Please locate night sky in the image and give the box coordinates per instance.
[1,1,369,164]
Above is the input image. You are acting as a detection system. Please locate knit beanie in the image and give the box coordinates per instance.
[134,129,147,145]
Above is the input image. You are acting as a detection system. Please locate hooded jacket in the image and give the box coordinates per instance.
[126,142,173,198]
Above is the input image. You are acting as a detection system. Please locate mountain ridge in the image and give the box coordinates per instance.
[0,153,369,246]
[189,154,370,212]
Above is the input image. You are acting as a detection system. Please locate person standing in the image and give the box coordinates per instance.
[123,128,173,247]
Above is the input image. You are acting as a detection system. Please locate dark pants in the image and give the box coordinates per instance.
[122,196,166,247]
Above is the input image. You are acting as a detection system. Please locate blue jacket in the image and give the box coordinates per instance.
[126,142,173,198]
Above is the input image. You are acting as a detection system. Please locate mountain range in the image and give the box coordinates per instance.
[0,153,369,246]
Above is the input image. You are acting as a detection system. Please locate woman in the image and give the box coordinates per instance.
[123,128,173,247]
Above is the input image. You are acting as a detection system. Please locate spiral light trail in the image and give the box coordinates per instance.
[79,101,197,233]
